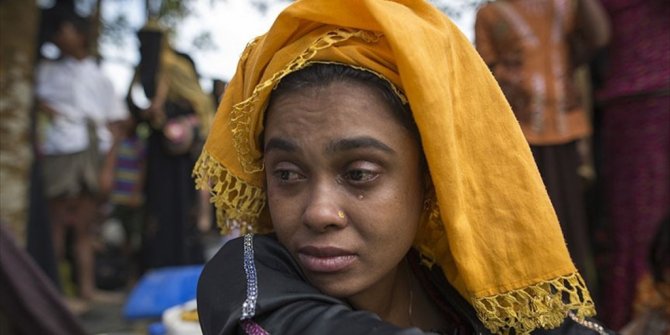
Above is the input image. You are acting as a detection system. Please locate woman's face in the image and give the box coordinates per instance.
[263,80,425,302]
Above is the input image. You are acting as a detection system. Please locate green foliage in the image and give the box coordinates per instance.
[95,0,488,54]
[99,0,210,50]
[191,30,216,51]
[430,0,490,19]
[101,11,131,46]
[156,0,192,28]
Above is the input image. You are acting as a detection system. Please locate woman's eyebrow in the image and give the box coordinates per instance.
[326,136,396,155]
[264,137,298,153]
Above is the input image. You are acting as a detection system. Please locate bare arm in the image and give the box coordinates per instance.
[143,74,170,128]
[37,100,60,120]
[572,0,611,64]
[579,0,611,47]
[474,5,499,70]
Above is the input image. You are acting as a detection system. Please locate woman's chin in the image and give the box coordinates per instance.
[306,274,363,299]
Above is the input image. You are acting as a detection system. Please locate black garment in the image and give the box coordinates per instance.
[198,234,612,335]
[141,128,203,271]
[133,29,204,272]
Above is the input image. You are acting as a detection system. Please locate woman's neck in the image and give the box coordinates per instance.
[347,257,451,331]
[347,260,414,328]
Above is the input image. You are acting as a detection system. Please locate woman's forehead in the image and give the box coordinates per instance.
[263,81,416,153]
[266,82,402,133]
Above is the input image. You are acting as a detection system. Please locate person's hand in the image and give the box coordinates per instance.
[37,101,60,120]
[143,103,166,128]
[107,120,127,144]
[98,145,118,199]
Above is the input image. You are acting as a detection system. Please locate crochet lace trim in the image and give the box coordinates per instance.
[193,150,264,234]
[472,272,596,334]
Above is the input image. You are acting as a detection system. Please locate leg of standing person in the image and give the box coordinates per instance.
[72,194,98,300]
[47,196,90,314]
[48,198,67,265]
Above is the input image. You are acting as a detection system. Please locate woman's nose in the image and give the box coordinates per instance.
[302,182,347,232]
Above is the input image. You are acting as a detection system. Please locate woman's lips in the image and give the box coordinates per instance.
[297,246,357,273]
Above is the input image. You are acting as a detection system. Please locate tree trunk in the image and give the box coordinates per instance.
[0,0,39,246]
[91,0,103,61]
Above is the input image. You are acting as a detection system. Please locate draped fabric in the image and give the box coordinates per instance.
[193,1,595,333]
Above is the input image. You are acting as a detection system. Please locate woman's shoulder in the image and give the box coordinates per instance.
[198,234,299,302]
[197,234,288,334]
[198,234,426,335]
[201,233,302,277]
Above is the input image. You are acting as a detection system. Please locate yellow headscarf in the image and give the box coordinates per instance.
[193,0,595,333]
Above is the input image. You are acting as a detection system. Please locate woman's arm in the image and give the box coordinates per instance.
[576,0,611,49]
[143,74,169,128]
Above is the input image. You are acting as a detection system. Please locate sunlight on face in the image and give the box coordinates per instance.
[263,80,425,303]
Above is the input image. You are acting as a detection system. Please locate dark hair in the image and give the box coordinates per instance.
[266,63,420,142]
[49,9,90,41]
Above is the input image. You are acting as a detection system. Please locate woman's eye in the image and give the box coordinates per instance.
[344,169,378,183]
[274,169,303,182]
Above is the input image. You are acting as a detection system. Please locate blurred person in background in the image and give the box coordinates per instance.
[129,21,214,271]
[595,0,670,330]
[474,0,610,292]
[101,114,147,287]
[34,9,129,309]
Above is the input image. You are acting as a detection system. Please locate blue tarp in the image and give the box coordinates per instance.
[123,265,204,320]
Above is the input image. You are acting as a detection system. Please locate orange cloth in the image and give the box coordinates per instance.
[475,0,590,145]
[194,1,595,333]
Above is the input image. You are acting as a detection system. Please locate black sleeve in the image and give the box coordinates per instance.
[197,234,426,335]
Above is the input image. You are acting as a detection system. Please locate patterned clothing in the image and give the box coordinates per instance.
[595,0,670,330]
[597,0,670,101]
[475,0,599,292]
[475,0,590,145]
[110,135,146,207]
[598,95,670,329]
